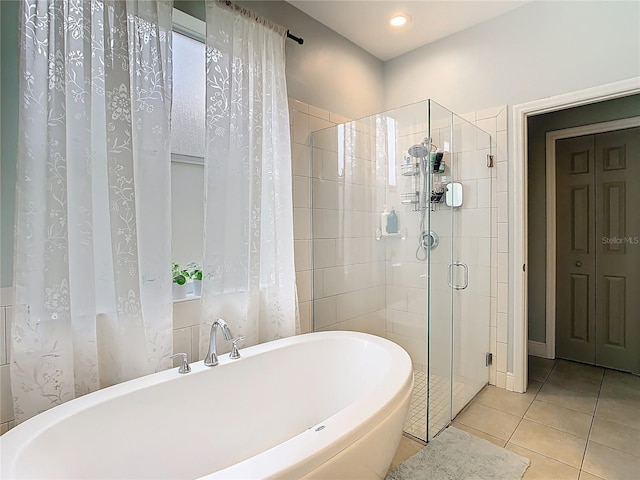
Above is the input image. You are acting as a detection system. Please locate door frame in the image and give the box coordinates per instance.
[511,77,640,393]
[544,117,640,359]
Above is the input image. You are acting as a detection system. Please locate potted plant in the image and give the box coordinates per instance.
[186,262,203,296]
[172,262,189,300]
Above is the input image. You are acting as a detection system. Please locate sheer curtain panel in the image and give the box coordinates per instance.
[201,1,297,349]
[12,0,174,423]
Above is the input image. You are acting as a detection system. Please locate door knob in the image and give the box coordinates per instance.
[575,261,582,267]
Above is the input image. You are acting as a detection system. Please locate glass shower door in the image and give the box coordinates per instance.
[426,101,455,441]
[451,114,492,418]
[426,101,492,440]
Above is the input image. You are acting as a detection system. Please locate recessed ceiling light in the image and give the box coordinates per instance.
[390,15,409,28]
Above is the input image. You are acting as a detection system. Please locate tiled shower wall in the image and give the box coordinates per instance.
[472,106,509,389]
[289,99,354,335]
[289,100,510,389]
[311,119,387,337]
[458,106,509,389]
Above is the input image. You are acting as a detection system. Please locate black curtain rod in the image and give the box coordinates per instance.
[287,30,304,45]
[222,1,304,45]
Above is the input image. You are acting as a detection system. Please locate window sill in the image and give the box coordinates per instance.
[173,294,201,304]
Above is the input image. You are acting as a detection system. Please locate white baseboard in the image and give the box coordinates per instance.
[528,340,550,358]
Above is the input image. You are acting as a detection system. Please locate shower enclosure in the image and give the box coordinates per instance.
[310,99,494,442]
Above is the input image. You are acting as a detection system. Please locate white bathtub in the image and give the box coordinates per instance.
[1,331,413,480]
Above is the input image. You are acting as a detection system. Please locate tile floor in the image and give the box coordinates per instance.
[391,356,640,480]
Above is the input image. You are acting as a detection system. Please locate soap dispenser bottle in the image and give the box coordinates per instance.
[387,207,399,234]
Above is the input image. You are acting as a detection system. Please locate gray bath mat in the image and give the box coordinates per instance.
[386,426,530,480]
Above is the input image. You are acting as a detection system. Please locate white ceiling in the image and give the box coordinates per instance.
[287,1,530,61]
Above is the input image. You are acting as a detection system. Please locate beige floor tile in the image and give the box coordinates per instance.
[547,369,603,396]
[554,360,604,381]
[602,369,640,393]
[582,441,640,480]
[475,384,537,417]
[578,471,605,480]
[454,402,521,440]
[589,417,640,457]
[451,421,506,447]
[536,382,598,415]
[389,435,423,470]
[524,400,593,438]
[599,374,640,404]
[506,443,580,480]
[595,395,640,430]
[509,419,587,468]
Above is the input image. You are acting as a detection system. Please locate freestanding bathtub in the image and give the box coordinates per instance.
[1,331,413,479]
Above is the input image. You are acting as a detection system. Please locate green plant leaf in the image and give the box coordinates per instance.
[183,261,203,280]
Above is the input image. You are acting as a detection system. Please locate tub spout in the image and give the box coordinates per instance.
[204,318,233,367]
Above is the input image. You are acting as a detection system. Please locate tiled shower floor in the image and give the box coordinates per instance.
[404,370,427,438]
[404,369,464,440]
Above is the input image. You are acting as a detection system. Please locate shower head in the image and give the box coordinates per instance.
[408,143,429,159]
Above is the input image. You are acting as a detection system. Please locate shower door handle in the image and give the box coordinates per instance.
[448,262,469,290]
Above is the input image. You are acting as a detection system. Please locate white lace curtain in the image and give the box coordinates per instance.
[12,0,174,423]
[201,1,298,349]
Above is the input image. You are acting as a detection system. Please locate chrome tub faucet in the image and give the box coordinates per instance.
[204,318,233,366]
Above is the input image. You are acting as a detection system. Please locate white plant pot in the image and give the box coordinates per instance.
[192,279,202,297]
[172,283,187,300]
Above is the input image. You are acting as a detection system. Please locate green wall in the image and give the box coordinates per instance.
[1,0,19,288]
[527,94,640,343]
[174,0,205,20]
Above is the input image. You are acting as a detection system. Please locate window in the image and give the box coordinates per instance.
[170,11,206,271]
[171,31,205,159]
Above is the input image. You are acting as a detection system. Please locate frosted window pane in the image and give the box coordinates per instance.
[171,32,205,158]
[171,162,204,266]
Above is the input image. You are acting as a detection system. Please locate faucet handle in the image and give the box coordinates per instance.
[170,353,191,374]
[229,336,246,359]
